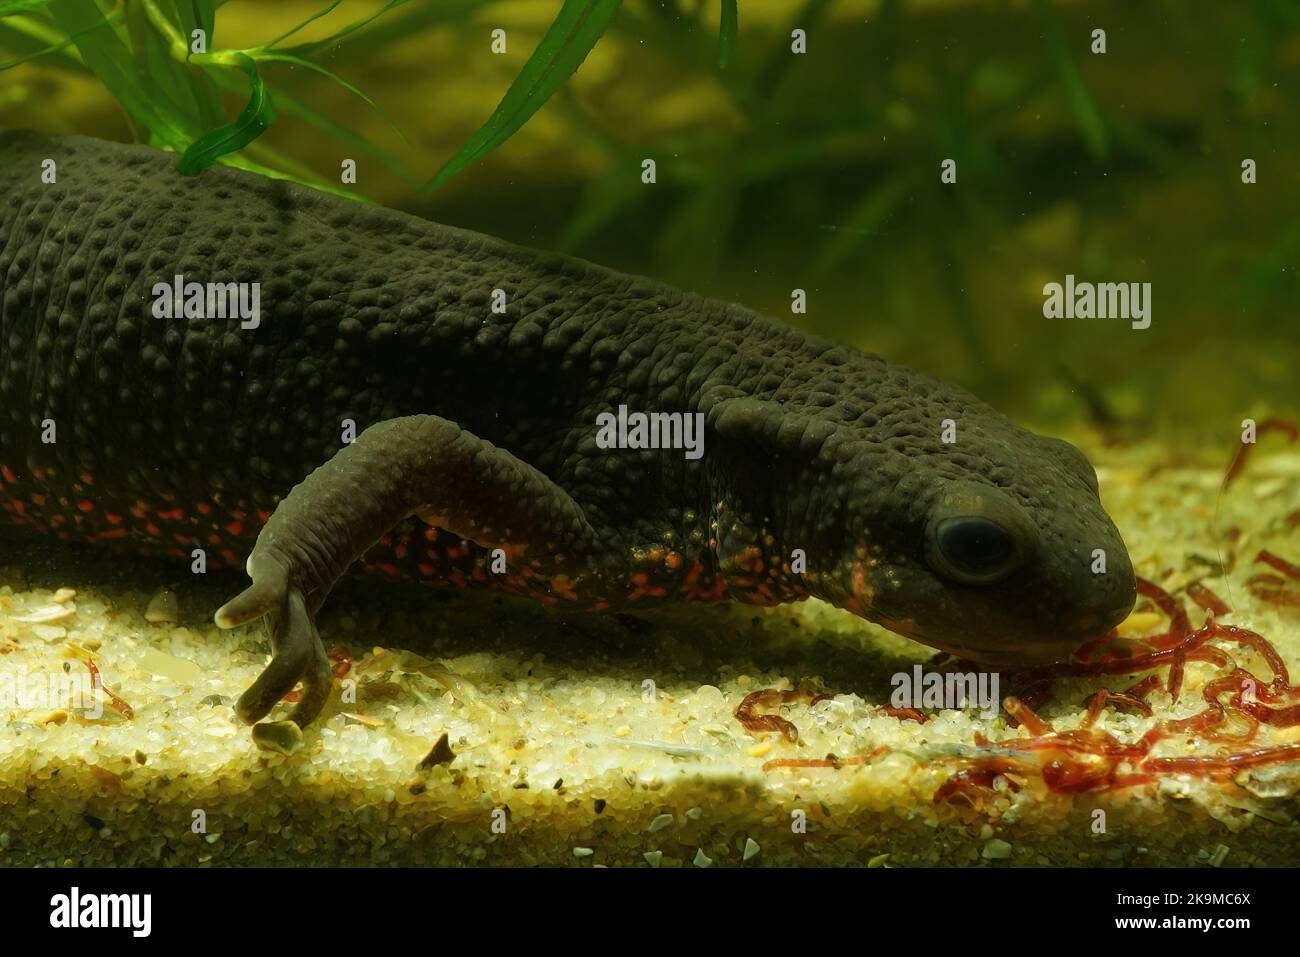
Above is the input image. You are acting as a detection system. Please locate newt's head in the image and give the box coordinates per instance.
[817,409,1136,669]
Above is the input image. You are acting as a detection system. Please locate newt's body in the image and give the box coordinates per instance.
[0,132,1136,728]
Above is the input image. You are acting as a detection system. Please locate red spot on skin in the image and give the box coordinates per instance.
[852,562,869,597]
[549,575,579,601]
[80,472,94,485]
[221,548,239,567]
[196,502,211,515]
[157,507,184,521]
[257,509,273,523]
[418,563,436,577]
[105,513,123,525]
[0,466,16,484]
[145,523,161,536]
[77,500,94,512]
[394,543,408,559]
[224,520,244,537]
[31,494,45,507]
[424,527,439,542]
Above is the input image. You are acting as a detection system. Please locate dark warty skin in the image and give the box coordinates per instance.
[0,131,1137,731]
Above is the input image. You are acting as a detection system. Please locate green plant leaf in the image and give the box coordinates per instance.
[252,50,406,143]
[244,79,416,184]
[47,0,190,148]
[814,171,912,274]
[278,0,408,59]
[716,0,736,69]
[126,0,222,131]
[263,0,342,49]
[174,0,215,48]
[424,0,621,192]
[302,0,484,66]
[0,1,53,18]
[221,148,370,203]
[1033,0,1107,160]
[0,14,90,71]
[177,51,273,174]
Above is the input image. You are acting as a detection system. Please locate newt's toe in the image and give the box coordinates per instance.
[232,589,325,726]
[214,554,289,628]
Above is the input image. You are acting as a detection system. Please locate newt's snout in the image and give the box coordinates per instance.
[829,432,1136,669]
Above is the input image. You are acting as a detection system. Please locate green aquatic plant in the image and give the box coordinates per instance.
[0,0,744,196]
[423,0,622,192]
[1,0,416,195]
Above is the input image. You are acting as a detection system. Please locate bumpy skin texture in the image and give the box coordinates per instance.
[0,132,1136,724]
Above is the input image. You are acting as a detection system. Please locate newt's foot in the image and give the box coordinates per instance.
[215,554,332,728]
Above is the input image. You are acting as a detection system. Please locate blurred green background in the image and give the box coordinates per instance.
[2,0,1297,445]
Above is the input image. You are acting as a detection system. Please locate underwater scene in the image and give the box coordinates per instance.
[0,0,1298,906]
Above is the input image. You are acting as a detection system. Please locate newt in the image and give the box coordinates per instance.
[0,132,1136,729]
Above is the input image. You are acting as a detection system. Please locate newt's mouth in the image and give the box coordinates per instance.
[881,623,1091,672]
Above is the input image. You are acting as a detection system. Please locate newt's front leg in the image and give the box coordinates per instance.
[215,414,597,728]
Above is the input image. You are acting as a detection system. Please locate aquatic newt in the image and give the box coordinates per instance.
[0,132,1136,729]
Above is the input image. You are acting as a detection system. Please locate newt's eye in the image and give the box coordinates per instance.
[924,482,1034,586]
[931,517,1016,584]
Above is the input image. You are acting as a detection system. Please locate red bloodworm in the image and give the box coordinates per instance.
[1143,742,1300,775]
[878,706,927,724]
[1186,581,1230,617]
[1222,419,1298,489]
[1246,573,1287,588]
[1135,576,1190,648]
[1003,696,1054,735]
[735,688,831,743]
[1256,549,1300,584]
[328,647,354,678]
[1083,687,1153,722]
[1251,588,1300,608]
[83,657,134,719]
[934,766,1022,806]
[1122,675,1163,701]
[746,578,1300,793]
[762,746,890,773]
